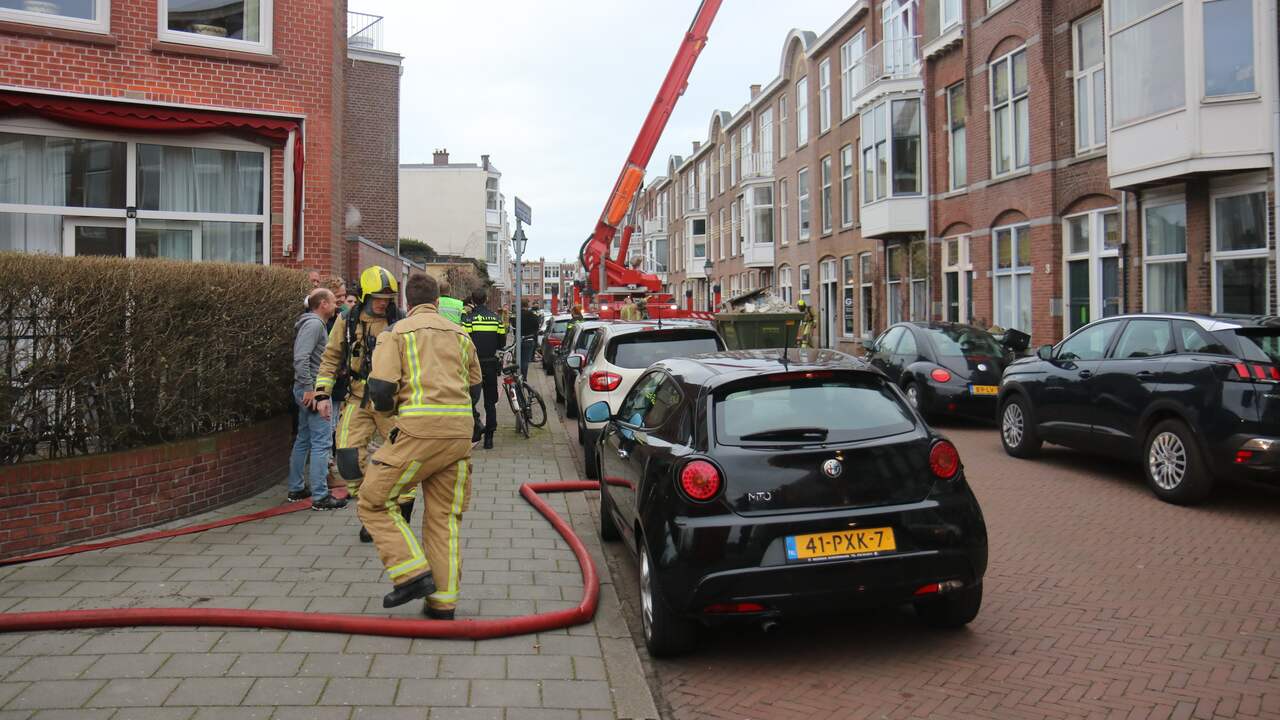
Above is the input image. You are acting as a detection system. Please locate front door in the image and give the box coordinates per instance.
[62,218,126,257]
[820,259,837,348]
[1063,209,1121,334]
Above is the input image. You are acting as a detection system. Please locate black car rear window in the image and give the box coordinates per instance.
[925,327,1004,358]
[1233,329,1280,364]
[714,373,916,445]
[606,330,724,369]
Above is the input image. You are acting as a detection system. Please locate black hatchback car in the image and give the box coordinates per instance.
[866,322,1027,422]
[998,314,1280,505]
[583,349,989,656]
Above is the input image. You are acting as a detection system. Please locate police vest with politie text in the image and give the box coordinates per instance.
[463,303,506,362]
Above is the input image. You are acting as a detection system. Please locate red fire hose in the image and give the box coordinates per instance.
[0,481,601,639]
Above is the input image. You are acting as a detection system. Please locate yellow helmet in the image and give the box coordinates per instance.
[797,299,807,309]
[359,266,398,300]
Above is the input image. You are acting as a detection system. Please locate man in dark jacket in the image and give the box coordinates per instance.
[519,301,540,381]
[463,288,505,449]
[289,289,347,510]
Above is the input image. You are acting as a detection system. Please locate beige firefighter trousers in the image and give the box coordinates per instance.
[356,434,473,611]
[335,398,415,502]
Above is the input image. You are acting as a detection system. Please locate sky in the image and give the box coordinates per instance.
[351,0,856,262]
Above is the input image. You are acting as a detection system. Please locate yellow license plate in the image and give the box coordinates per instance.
[970,384,999,396]
[785,527,896,562]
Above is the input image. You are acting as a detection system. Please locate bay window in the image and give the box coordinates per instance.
[0,0,109,33]
[797,168,811,241]
[1203,0,1255,97]
[859,252,874,337]
[990,48,1029,176]
[752,186,774,246]
[1073,13,1106,152]
[993,224,1032,333]
[1143,200,1187,312]
[862,98,921,203]
[820,156,832,234]
[1212,190,1269,314]
[886,245,904,325]
[840,145,854,228]
[796,78,810,147]
[947,82,967,190]
[818,59,832,134]
[160,0,273,53]
[1110,1,1184,125]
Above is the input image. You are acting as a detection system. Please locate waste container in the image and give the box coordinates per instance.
[715,312,804,350]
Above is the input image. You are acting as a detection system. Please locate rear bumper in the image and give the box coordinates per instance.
[1209,434,1280,484]
[922,382,999,423]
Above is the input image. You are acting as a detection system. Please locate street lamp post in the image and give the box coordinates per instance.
[703,258,713,312]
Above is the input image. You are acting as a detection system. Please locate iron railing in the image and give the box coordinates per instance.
[347,11,384,51]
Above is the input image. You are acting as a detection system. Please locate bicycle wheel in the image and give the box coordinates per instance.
[504,380,522,418]
[515,403,530,438]
[523,386,547,428]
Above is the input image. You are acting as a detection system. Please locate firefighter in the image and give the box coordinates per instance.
[463,288,505,449]
[360,272,482,616]
[314,265,415,543]
[438,277,466,326]
[796,299,815,349]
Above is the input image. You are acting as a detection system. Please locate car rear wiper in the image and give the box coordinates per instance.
[739,427,829,441]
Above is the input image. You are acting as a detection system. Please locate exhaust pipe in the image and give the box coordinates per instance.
[761,619,780,634]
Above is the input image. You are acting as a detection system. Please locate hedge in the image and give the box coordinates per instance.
[0,254,308,464]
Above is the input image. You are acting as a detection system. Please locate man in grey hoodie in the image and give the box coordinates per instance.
[289,288,348,510]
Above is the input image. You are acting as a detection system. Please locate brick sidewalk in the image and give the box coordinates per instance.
[0,373,659,719]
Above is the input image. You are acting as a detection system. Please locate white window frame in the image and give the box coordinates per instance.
[757,108,774,173]
[988,0,1012,9]
[840,145,855,228]
[736,193,746,253]
[719,207,727,260]
[859,252,874,338]
[820,155,833,235]
[0,0,109,33]
[157,0,274,55]
[908,239,928,322]
[819,257,838,347]
[861,98,922,204]
[841,255,856,339]
[797,167,811,241]
[779,265,793,305]
[886,244,904,325]
[1073,13,1107,153]
[730,131,739,187]
[799,264,812,298]
[1062,207,1122,335]
[840,31,866,120]
[1108,0,1185,127]
[1142,195,1188,312]
[729,201,738,258]
[778,177,789,246]
[1203,0,1256,99]
[795,77,810,147]
[992,223,1033,333]
[718,144,727,193]
[739,124,752,182]
[947,82,967,190]
[942,235,973,324]
[818,59,832,134]
[698,159,709,209]
[1210,186,1271,314]
[0,118,271,264]
[942,0,962,29]
[990,46,1030,177]
[778,94,789,159]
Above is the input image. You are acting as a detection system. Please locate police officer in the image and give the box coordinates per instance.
[314,266,416,542]
[463,288,505,449]
[361,273,482,616]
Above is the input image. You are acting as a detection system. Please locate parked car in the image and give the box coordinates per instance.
[865,322,1026,423]
[541,313,598,375]
[554,321,607,419]
[569,321,724,478]
[998,313,1280,505]
[585,349,988,656]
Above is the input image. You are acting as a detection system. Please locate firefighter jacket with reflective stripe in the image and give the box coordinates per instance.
[463,304,506,361]
[439,296,465,326]
[369,304,482,440]
[314,310,389,400]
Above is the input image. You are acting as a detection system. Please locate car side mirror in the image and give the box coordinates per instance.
[863,340,878,354]
[1036,344,1055,361]
[583,401,612,424]
[565,353,584,370]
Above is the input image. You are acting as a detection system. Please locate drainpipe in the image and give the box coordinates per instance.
[1272,0,1280,312]
[1120,189,1129,314]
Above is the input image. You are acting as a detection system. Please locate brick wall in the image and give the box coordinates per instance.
[342,56,401,271]
[0,416,292,558]
[0,0,347,275]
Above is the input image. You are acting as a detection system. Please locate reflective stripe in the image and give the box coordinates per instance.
[386,460,427,581]
[457,335,470,386]
[315,375,334,391]
[404,331,425,407]
[400,404,472,416]
[429,459,468,604]
[337,402,357,447]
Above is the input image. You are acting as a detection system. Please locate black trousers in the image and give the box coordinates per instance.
[474,359,500,438]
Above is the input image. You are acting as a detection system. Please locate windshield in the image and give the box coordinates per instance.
[1234,329,1280,364]
[607,330,723,369]
[551,320,570,335]
[925,327,1004,358]
[715,374,916,445]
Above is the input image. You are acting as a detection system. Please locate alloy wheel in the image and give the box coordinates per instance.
[1002,403,1024,448]
[639,549,654,641]
[1148,431,1187,490]
[906,385,920,408]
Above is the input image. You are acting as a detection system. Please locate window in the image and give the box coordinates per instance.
[729,201,738,257]
[840,145,855,228]
[943,0,962,28]
[818,59,832,133]
[1212,190,1269,314]
[729,132,738,187]
[947,83,967,190]
[779,265,793,305]
[739,125,752,182]
[757,108,774,174]
[1143,200,1187,312]
[820,156,833,234]
[485,177,499,210]
[1204,0,1255,96]
[752,186,773,246]
[484,231,499,264]
[909,240,928,321]
[1175,320,1231,355]
[942,236,974,323]
[779,95,789,159]
[993,224,1032,333]
[718,144,727,192]
[886,245,904,325]
[778,178,789,246]
[1058,320,1119,361]
[1073,14,1106,153]
[0,0,109,32]
[698,159,709,209]
[159,0,273,53]
[715,375,915,446]
[797,168,811,241]
[795,77,810,147]
[988,0,1012,9]
[842,256,856,338]
[718,208,727,259]
[882,0,917,75]
[861,99,921,202]
[1110,1,1184,125]
[1064,208,1121,333]
[990,48,1029,176]
[859,252,874,337]
[1114,319,1174,358]
[862,103,886,203]
[800,264,812,297]
[840,32,865,120]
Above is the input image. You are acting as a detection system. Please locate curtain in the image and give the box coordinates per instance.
[242,0,261,41]
[204,222,261,264]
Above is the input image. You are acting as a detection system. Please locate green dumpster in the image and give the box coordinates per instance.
[715,312,803,350]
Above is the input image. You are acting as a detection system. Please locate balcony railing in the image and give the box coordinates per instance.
[742,151,775,180]
[851,36,921,95]
[348,11,384,51]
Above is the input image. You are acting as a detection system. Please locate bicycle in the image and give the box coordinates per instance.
[499,342,546,438]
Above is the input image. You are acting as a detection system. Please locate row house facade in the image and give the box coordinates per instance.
[637,0,1278,350]
[510,257,579,312]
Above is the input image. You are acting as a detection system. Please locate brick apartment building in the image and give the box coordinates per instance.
[0,0,404,282]
[511,256,579,313]
[637,0,1278,349]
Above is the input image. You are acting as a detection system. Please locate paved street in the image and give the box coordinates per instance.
[0,373,659,720]
[558,403,1280,720]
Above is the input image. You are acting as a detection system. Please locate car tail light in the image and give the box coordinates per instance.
[547,337,562,347]
[1235,450,1254,464]
[769,371,835,383]
[929,441,961,479]
[703,602,765,614]
[930,368,952,383]
[589,372,622,392]
[914,580,964,596]
[679,460,722,502]
[1230,362,1277,382]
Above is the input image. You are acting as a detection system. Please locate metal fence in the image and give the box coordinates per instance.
[347,11,384,51]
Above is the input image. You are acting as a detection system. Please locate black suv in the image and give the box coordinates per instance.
[998,314,1280,505]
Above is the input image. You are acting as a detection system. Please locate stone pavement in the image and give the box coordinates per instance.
[0,373,659,720]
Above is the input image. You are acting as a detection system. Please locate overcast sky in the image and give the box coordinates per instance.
[351,0,855,262]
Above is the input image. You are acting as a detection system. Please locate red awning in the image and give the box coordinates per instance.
[0,91,304,249]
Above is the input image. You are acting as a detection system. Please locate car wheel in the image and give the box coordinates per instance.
[554,382,563,404]
[599,483,621,543]
[583,430,600,480]
[999,395,1042,458]
[639,541,696,657]
[565,390,578,420]
[543,359,553,376]
[1143,419,1212,505]
[904,381,931,422]
[914,583,982,629]
[576,416,587,447]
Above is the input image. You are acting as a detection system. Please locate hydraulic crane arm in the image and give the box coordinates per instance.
[579,0,723,295]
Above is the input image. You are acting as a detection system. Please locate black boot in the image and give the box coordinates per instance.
[383,572,435,608]
[423,604,455,620]
[358,526,372,543]
[483,434,494,450]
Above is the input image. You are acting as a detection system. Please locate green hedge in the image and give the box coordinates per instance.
[0,254,307,464]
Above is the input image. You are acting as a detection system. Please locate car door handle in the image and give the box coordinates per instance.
[1136,370,1153,377]
[617,449,628,459]
[1077,370,1093,378]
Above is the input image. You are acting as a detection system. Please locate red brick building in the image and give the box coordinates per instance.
[0,0,403,281]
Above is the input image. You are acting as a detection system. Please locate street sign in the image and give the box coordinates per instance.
[514,197,532,225]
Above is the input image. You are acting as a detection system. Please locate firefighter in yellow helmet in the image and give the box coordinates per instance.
[314,266,415,543]
[796,299,815,349]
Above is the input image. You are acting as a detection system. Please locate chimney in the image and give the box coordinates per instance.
[481,154,490,170]
[432,149,449,165]
[750,84,762,99]
[692,141,701,154]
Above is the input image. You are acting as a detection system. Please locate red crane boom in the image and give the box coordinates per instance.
[578,0,723,308]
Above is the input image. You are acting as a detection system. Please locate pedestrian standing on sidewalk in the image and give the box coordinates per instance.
[519,299,539,381]
[464,288,505,450]
[323,275,351,497]
[438,277,465,326]
[359,272,482,617]
[288,288,348,510]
